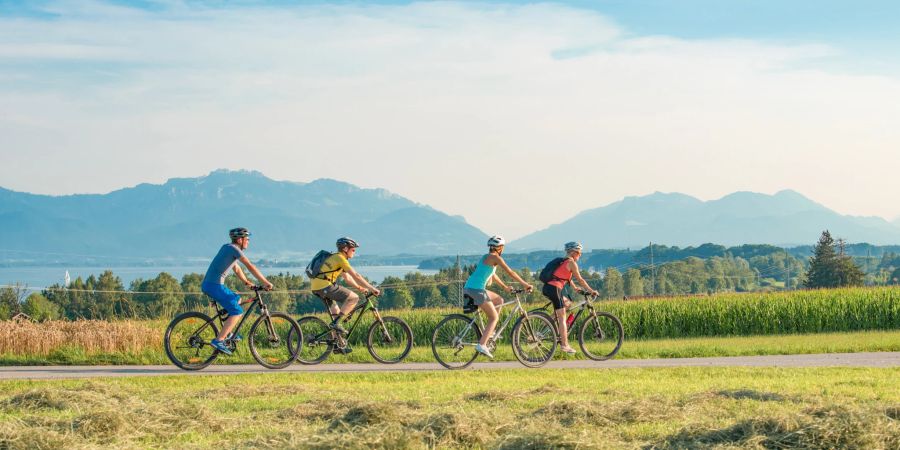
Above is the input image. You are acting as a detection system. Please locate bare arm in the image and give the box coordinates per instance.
[490,274,511,292]
[568,260,597,295]
[490,255,533,291]
[239,256,274,290]
[232,264,253,287]
[343,267,381,296]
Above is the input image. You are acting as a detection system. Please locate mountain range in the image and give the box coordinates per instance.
[2,170,899,261]
[511,190,900,250]
[0,170,486,260]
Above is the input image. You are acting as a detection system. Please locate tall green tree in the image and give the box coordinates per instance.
[22,293,62,321]
[602,268,624,299]
[623,269,643,297]
[805,230,838,288]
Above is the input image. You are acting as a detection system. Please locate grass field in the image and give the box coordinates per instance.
[2,329,899,366]
[0,367,897,449]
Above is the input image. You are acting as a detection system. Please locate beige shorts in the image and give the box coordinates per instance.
[313,284,354,307]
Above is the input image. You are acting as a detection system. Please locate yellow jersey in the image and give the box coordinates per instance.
[309,253,353,291]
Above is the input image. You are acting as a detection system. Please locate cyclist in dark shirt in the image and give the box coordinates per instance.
[201,227,273,354]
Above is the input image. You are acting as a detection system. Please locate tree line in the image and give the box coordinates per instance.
[0,231,885,321]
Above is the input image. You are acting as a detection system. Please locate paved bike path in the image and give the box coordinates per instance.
[0,352,897,380]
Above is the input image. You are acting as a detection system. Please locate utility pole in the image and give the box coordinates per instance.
[649,241,655,295]
[783,248,790,290]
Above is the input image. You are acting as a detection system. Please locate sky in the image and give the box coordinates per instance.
[2,0,900,239]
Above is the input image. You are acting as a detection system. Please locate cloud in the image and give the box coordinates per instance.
[2,1,899,238]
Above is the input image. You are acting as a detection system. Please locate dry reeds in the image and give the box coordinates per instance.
[0,319,159,356]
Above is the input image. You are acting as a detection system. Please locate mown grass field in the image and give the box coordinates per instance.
[1,367,898,449]
[1,286,898,365]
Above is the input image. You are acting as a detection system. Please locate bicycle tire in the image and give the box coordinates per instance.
[164,311,220,371]
[578,311,624,361]
[292,316,334,365]
[248,312,302,369]
[366,316,413,364]
[431,314,481,370]
[511,312,557,368]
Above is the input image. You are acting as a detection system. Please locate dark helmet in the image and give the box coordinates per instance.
[229,227,251,239]
[336,237,359,249]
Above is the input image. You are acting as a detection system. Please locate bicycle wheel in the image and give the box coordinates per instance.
[248,312,302,369]
[367,316,413,363]
[164,311,220,370]
[431,314,481,370]
[511,312,557,368]
[578,311,624,361]
[293,316,334,365]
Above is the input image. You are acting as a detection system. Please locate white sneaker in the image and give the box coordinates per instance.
[474,344,494,359]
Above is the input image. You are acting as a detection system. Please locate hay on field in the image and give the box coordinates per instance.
[0,419,74,450]
[652,404,900,450]
[534,397,678,426]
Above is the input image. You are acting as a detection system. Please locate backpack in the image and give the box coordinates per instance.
[539,257,570,283]
[305,250,341,280]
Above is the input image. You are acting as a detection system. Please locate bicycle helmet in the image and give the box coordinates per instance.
[564,241,583,252]
[487,235,506,248]
[336,237,360,249]
[229,227,251,239]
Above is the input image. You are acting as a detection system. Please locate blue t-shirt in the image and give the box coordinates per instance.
[203,243,245,285]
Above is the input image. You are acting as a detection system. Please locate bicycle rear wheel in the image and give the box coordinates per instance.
[578,311,624,361]
[292,316,334,365]
[511,312,557,368]
[248,312,302,369]
[164,311,220,370]
[367,316,413,364]
[431,314,481,370]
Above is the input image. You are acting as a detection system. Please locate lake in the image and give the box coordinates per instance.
[0,265,437,290]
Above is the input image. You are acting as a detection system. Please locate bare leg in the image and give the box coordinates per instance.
[478,301,499,346]
[217,314,242,341]
[340,293,360,316]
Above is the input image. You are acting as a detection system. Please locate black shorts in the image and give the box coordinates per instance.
[542,284,566,310]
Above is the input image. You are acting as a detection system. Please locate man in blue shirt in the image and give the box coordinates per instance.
[201,227,274,354]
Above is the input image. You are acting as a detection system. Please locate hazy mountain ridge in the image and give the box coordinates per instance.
[511,190,900,250]
[0,170,487,259]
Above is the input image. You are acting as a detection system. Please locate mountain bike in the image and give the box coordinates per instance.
[530,289,624,360]
[431,288,557,369]
[292,292,413,364]
[164,285,302,370]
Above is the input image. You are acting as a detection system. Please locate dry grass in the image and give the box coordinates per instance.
[0,319,160,356]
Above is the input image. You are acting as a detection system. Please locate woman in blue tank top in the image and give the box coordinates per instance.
[463,235,534,359]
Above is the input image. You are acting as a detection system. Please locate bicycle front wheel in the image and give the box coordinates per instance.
[164,311,220,370]
[248,312,302,369]
[367,316,413,364]
[431,314,481,370]
[578,311,624,361]
[293,316,334,365]
[511,312,557,368]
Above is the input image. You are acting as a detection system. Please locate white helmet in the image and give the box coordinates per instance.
[564,241,583,252]
[487,235,506,248]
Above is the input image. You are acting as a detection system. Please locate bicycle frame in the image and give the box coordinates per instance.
[313,292,386,344]
[464,290,530,347]
[203,287,271,342]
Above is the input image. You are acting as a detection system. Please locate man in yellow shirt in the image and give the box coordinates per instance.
[310,237,381,334]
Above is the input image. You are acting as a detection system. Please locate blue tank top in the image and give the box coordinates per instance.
[464,255,497,290]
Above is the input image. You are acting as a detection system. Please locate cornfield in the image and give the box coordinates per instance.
[0,287,897,357]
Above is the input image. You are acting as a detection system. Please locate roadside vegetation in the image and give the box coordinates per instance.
[0,367,897,449]
[1,286,898,365]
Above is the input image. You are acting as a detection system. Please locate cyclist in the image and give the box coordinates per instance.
[464,235,534,359]
[201,227,274,355]
[310,237,381,339]
[542,241,598,354]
